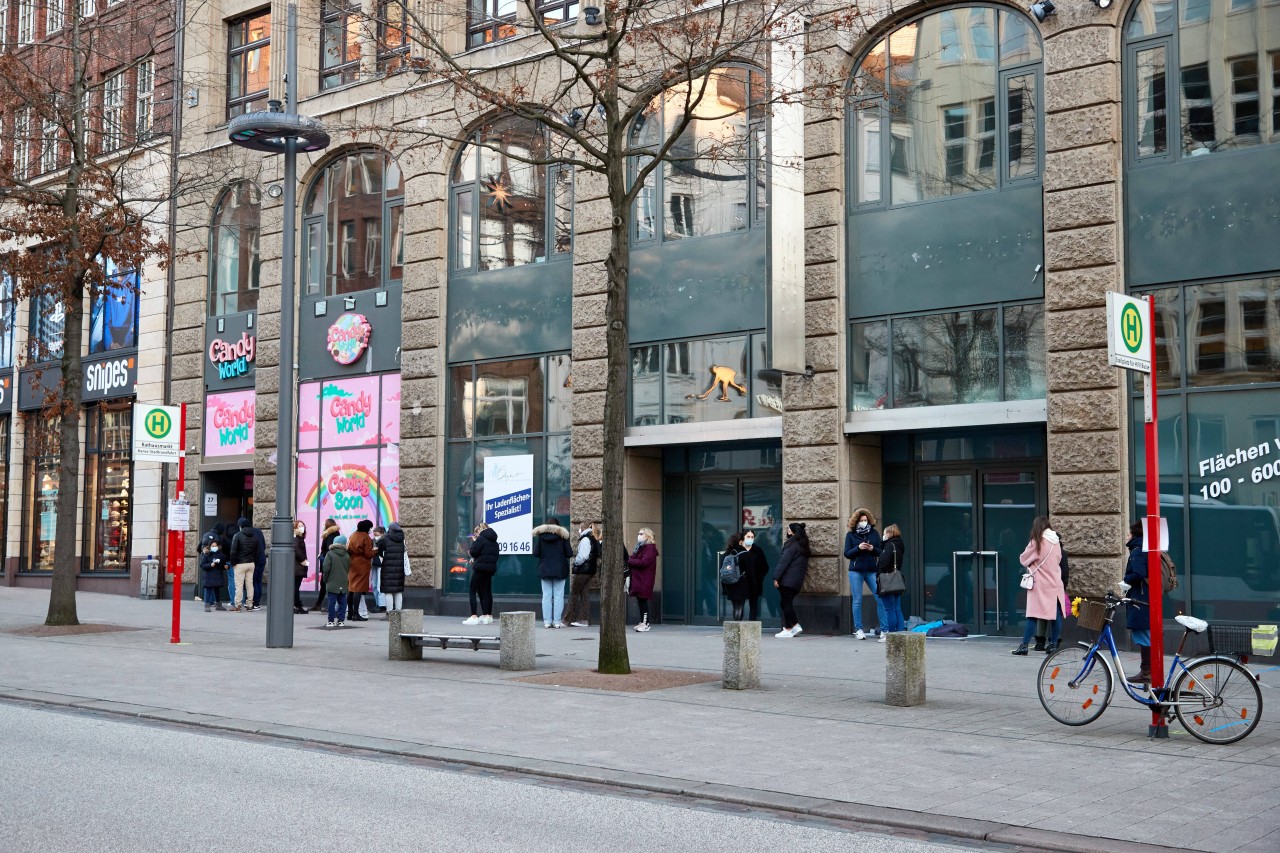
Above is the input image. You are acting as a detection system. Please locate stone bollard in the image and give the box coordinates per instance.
[499,611,536,671]
[885,631,926,707]
[388,609,423,662]
[723,621,762,690]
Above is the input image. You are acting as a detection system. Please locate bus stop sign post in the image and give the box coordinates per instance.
[1107,293,1166,738]
[168,404,187,644]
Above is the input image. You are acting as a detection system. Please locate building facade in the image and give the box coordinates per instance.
[0,0,177,594]
[162,0,1280,632]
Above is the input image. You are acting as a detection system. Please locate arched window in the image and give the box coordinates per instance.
[302,148,404,296]
[1125,0,1279,160]
[631,66,767,241]
[450,116,572,272]
[209,181,261,315]
[849,6,1042,206]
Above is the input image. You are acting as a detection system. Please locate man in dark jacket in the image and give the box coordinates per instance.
[229,518,260,611]
[247,519,268,609]
[532,517,573,628]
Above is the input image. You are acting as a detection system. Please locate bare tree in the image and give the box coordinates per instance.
[365,0,851,672]
[0,4,174,625]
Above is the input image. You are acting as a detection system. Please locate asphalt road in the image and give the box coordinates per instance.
[0,701,1019,853]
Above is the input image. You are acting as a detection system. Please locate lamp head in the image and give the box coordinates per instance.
[583,6,602,26]
[1030,0,1056,21]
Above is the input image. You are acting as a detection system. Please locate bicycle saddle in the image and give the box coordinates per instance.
[1176,614,1208,633]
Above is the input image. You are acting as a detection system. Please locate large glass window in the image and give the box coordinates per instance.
[0,274,14,370]
[302,148,404,295]
[446,355,571,597]
[83,403,132,573]
[628,332,781,426]
[89,260,139,353]
[209,181,261,314]
[451,116,572,272]
[849,302,1045,410]
[377,0,410,72]
[227,9,270,120]
[24,415,58,573]
[29,291,64,362]
[321,0,362,89]
[851,7,1042,206]
[1126,0,1280,159]
[631,66,766,241]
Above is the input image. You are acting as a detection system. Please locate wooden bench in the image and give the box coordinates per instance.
[399,633,500,652]
[388,609,535,671]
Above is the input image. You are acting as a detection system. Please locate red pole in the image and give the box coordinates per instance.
[1145,295,1166,737]
[170,403,186,644]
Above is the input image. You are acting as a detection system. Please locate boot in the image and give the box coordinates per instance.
[1045,641,1059,655]
[1032,637,1046,652]
[731,602,744,621]
[1010,644,1029,656]
[1127,646,1151,685]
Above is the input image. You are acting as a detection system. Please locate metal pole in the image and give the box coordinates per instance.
[266,2,299,648]
[1145,294,1166,737]
[170,403,186,644]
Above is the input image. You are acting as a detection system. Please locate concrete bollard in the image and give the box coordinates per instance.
[388,609,424,661]
[885,631,926,707]
[723,620,762,689]
[499,610,536,671]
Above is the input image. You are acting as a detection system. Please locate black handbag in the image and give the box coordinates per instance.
[879,544,906,595]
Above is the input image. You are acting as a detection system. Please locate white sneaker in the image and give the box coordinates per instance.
[479,615,494,625]
[775,628,794,638]
[462,615,481,626]
[326,621,335,628]
[635,622,650,632]
[553,622,565,629]
[855,629,866,640]
[791,624,803,637]
[545,622,552,628]
[571,621,588,628]
[879,634,888,643]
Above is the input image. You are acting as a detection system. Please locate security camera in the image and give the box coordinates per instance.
[1030,0,1056,21]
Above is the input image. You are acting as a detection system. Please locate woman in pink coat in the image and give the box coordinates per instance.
[626,528,658,633]
[1012,516,1066,656]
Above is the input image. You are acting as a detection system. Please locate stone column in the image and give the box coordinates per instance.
[885,632,925,707]
[569,171,610,535]
[499,610,536,671]
[388,608,424,661]
[722,621,761,689]
[1042,12,1129,597]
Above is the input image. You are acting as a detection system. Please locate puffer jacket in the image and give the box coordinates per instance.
[322,543,350,595]
[468,527,500,575]
[379,523,408,595]
[844,527,882,573]
[774,538,810,591]
[230,527,259,565]
[532,524,573,580]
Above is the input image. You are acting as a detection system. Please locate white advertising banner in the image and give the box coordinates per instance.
[483,454,534,555]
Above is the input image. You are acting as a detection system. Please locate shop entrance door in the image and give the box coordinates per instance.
[200,470,253,542]
[918,468,1042,635]
[684,476,782,626]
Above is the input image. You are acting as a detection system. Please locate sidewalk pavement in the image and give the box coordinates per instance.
[1,588,1277,853]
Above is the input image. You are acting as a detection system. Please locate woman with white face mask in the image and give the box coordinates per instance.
[626,528,659,631]
[843,508,885,640]
[721,530,771,621]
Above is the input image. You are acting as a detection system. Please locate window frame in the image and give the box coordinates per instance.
[46,0,63,35]
[301,148,404,296]
[17,0,34,44]
[449,117,574,274]
[29,289,65,362]
[320,0,362,90]
[226,8,271,122]
[23,413,60,574]
[848,5,1044,213]
[13,107,30,180]
[376,0,410,72]
[81,402,133,574]
[101,69,125,151]
[467,0,518,50]
[209,181,262,315]
[135,58,154,139]
[628,64,769,245]
[39,114,58,172]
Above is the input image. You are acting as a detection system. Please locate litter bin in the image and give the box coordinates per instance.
[140,558,160,599]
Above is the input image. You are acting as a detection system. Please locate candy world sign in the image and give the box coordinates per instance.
[327,312,371,365]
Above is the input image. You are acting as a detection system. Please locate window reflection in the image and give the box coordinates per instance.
[302,149,404,295]
[631,67,765,240]
[210,181,261,315]
[630,333,779,425]
[1185,278,1280,386]
[850,321,889,410]
[893,310,1001,407]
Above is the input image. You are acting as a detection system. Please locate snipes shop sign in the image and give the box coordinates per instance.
[18,353,138,410]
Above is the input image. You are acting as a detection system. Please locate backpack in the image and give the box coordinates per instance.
[1160,552,1178,593]
[719,551,742,586]
[588,534,601,569]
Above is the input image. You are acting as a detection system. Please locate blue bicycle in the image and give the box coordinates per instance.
[1037,592,1263,744]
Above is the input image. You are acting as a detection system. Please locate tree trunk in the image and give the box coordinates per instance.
[597,162,632,674]
[45,277,86,626]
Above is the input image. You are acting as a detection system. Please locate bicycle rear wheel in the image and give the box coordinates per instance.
[1173,658,1263,745]
[1038,646,1113,726]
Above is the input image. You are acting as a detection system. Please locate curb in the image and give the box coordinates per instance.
[0,687,1186,853]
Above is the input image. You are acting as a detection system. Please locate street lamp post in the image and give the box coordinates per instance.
[228,2,329,648]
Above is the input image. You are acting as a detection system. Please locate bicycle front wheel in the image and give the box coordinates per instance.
[1173,658,1263,745]
[1038,646,1113,726]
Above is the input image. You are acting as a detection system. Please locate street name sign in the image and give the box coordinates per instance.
[133,404,184,462]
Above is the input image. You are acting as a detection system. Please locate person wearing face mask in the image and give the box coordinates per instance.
[292,521,310,615]
[844,508,886,640]
[721,531,771,621]
[200,539,228,612]
[626,528,659,632]
[774,522,811,638]
[565,522,600,628]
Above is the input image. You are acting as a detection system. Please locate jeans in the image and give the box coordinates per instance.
[226,567,235,603]
[327,592,347,622]
[202,586,219,607]
[233,563,254,607]
[879,594,905,633]
[1020,603,1065,646]
[370,567,384,608]
[849,570,887,633]
[469,571,494,617]
[384,592,403,612]
[252,563,265,608]
[541,578,566,624]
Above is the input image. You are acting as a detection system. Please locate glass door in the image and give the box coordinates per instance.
[920,472,975,625]
[739,478,782,626]
[982,470,1040,634]
[693,481,736,622]
[683,476,784,625]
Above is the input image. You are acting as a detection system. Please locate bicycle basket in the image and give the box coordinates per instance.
[1208,624,1254,656]
[1076,600,1108,632]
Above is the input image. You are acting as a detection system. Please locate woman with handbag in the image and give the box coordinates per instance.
[1011,516,1065,656]
[875,524,907,641]
[464,523,499,625]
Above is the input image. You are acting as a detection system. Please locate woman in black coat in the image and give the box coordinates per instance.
[292,521,309,614]
[465,524,499,624]
[379,522,409,613]
[1123,521,1153,685]
[772,523,810,638]
[722,531,771,621]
